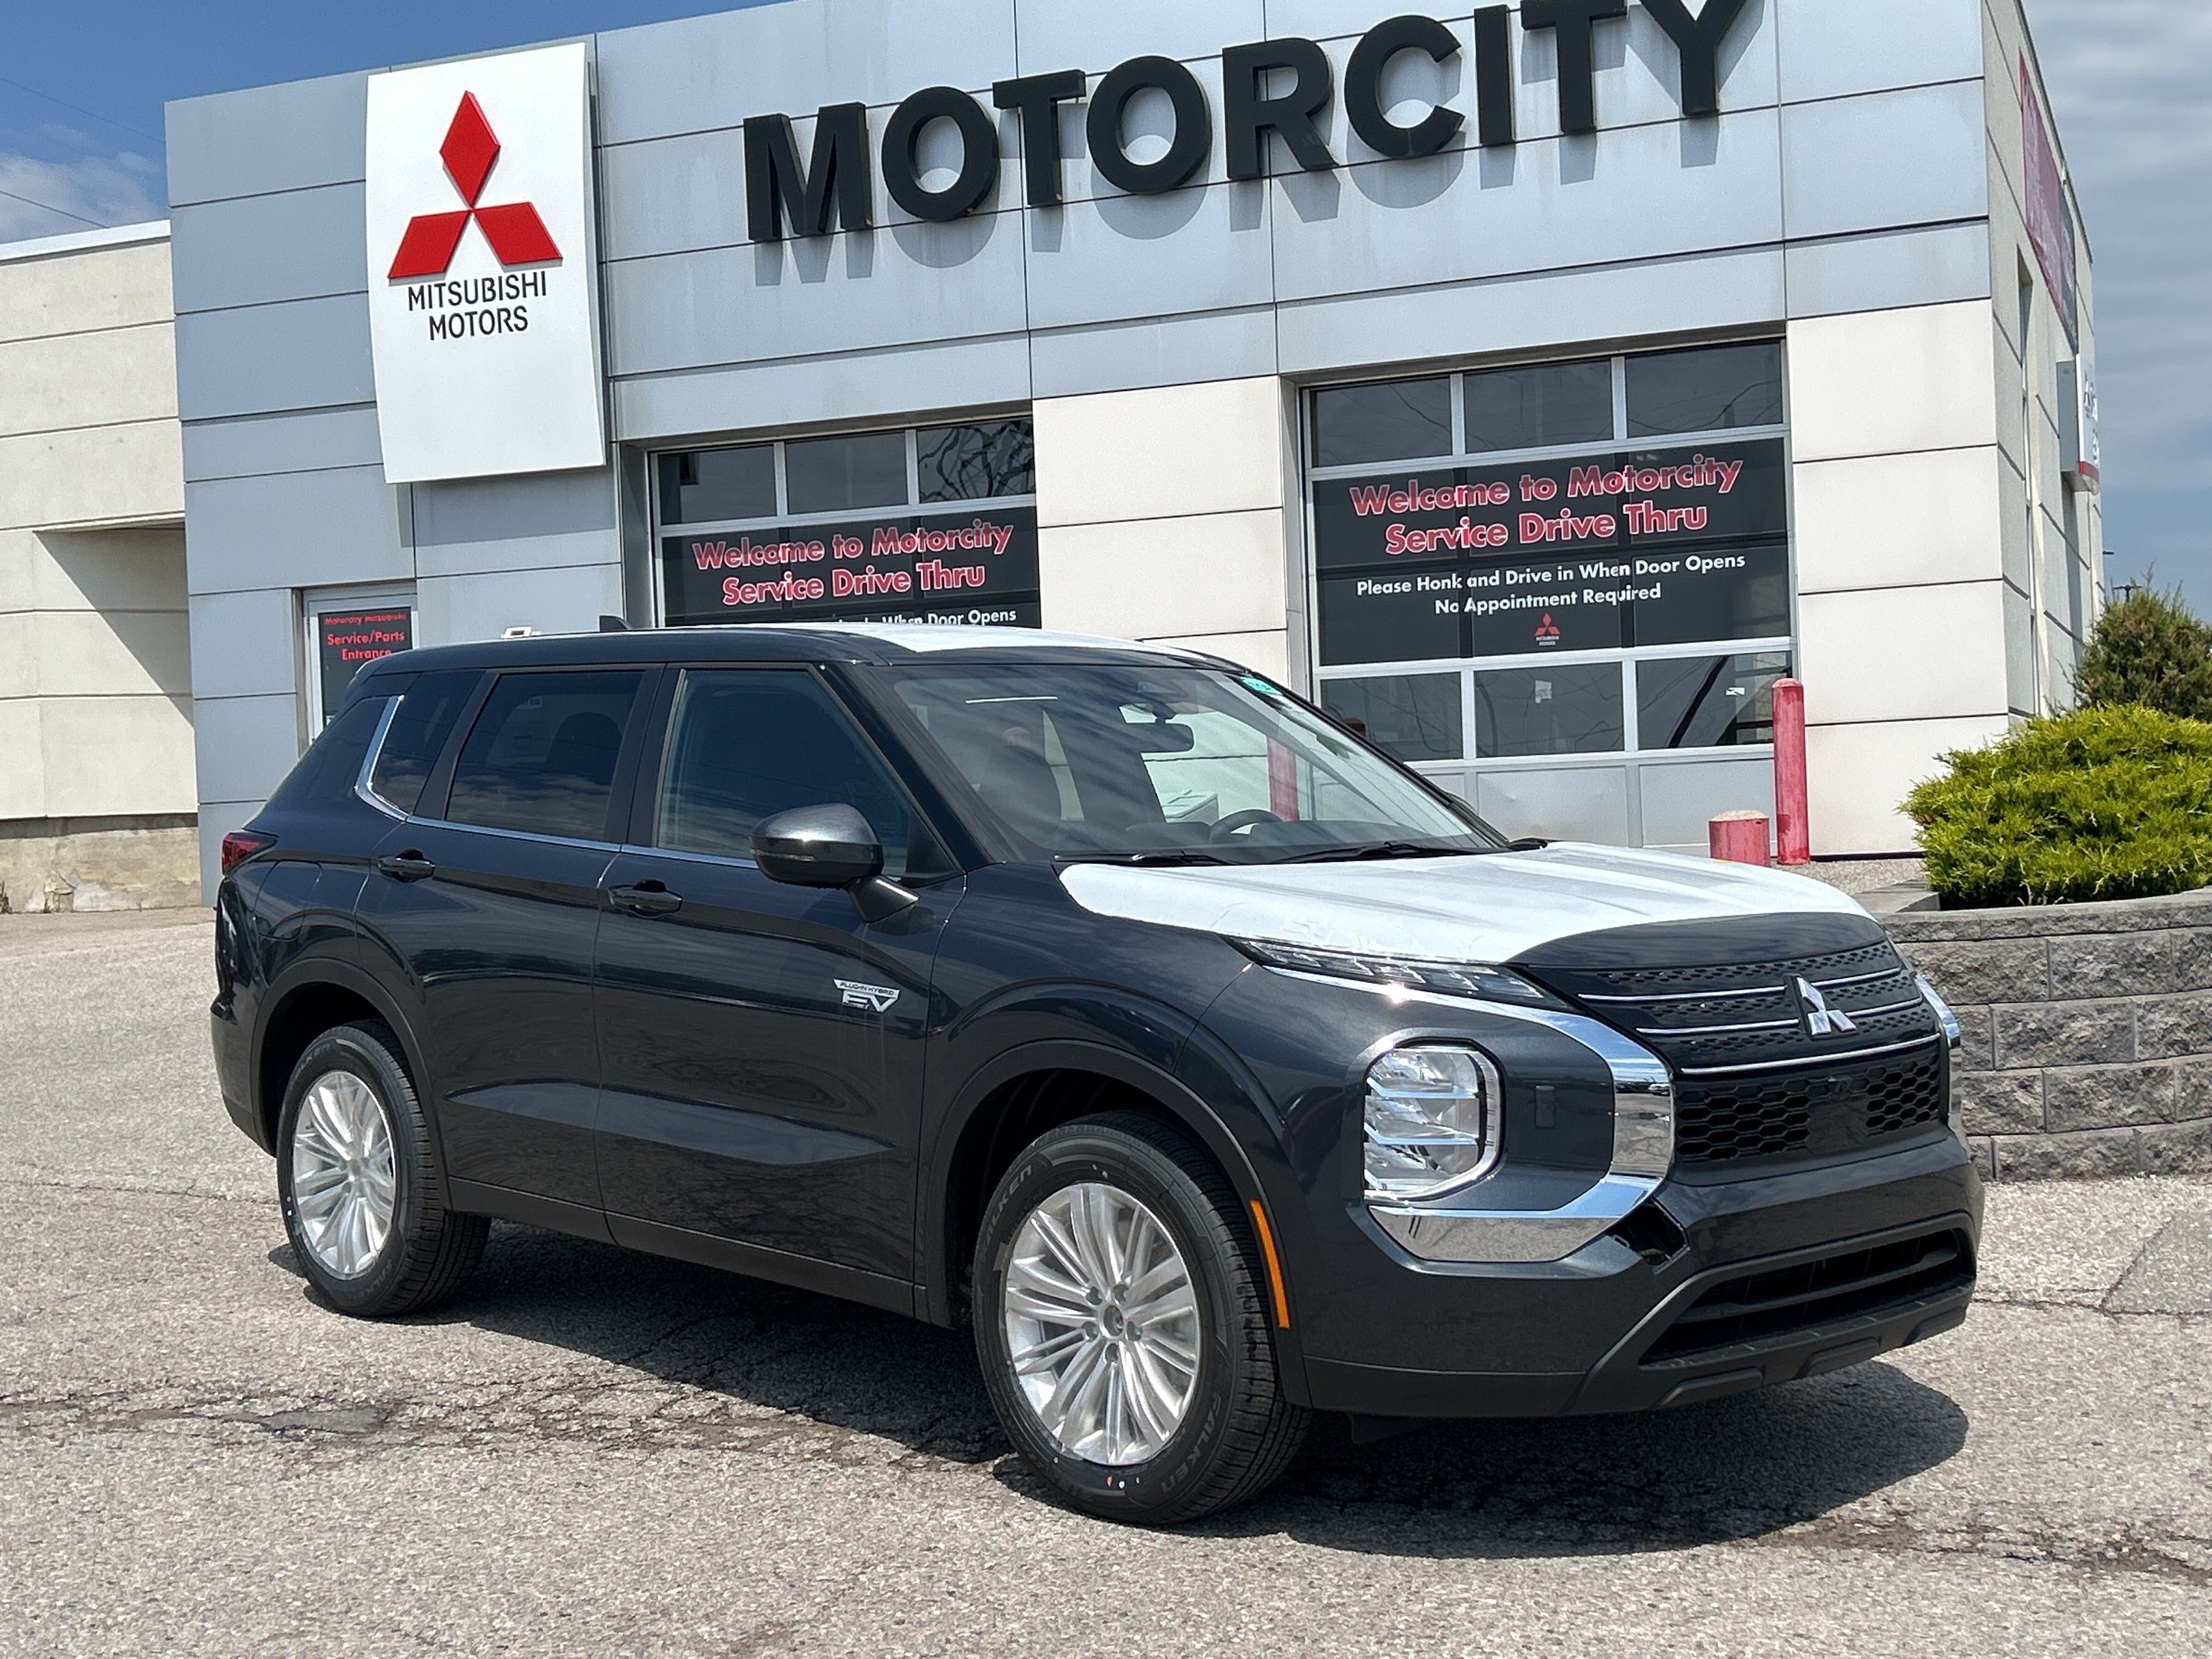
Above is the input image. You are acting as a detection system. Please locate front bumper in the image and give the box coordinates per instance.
[1300,1128,1982,1419]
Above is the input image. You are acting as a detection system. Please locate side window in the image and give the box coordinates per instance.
[656,671,943,879]
[369,670,482,814]
[445,671,645,841]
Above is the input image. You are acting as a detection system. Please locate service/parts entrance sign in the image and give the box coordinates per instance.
[317,608,414,719]
[1313,439,1790,666]
[364,43,605,483]
[661,507,1043,630]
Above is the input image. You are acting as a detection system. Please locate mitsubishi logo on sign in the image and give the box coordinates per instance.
[388,94,561,280]
[364,44,604,485]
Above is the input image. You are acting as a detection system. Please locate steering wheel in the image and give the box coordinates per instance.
[1209,809,1284,843]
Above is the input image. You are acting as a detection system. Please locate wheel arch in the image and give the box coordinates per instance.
[921,1038,1310,1406]
[253,959,431,1152]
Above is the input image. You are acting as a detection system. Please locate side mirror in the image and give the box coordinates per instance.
[750,803,919,924]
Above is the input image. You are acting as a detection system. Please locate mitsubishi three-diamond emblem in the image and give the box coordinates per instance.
[1793,977,1858,1039]
[388,92,562,280]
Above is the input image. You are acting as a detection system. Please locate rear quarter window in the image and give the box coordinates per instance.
[262,696,389,814]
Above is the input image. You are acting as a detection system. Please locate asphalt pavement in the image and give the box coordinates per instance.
[3,909,2209,1657]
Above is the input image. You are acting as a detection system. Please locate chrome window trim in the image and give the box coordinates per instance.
[1265,969,1675,1266]
[406,813,623,855]
[354,697,407,822]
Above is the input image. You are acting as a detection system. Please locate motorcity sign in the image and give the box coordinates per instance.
[745,1,1752,239]
[364,43,604,484]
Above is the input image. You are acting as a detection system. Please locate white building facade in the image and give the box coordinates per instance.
[158,0,2100,896]
[0,223,197,912]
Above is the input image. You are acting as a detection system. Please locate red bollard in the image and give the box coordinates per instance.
[1772,677,1811,866]
[1710,810,1771,867]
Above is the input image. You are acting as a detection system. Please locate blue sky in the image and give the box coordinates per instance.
[1,1,2202,611]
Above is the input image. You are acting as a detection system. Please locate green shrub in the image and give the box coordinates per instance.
[2074,584,2212,720]
[1905,705,2212,907]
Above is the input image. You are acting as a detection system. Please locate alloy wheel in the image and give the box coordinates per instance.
[1001,1181,1201,1466]
[289,1069,398,1280]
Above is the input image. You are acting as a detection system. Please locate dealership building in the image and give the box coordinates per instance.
[3,0,2103,906]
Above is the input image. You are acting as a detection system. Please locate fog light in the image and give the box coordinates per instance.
[1364,1046,1500,1200]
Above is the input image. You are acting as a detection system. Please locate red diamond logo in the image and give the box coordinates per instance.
[389,92,562,280]
[440,92,501,204]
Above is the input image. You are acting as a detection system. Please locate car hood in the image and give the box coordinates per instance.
[1057,842,1872,964]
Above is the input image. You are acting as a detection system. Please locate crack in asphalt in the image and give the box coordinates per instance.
[7,1386,2208,1587]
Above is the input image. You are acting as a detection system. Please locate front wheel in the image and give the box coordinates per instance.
[972,1112,1309,1524]
[276,1021,488,1317]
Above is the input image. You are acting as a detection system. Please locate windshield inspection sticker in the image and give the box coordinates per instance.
[836,981,902,1015]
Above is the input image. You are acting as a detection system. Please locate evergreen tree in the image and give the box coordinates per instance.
[2073,583,2212,721]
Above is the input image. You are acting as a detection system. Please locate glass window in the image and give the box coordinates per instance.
[445,671,644,841]
[657,445,777,525]
[919,419,1035,503]
[1475,664,1625,758]
[1626,342,1784,437]
[886,663,1498,862]
[786,432,909,515]
[266,695,391,814]
[369,670,482,815]
[1321,675,1464,763]
[656,671,942,879]
[1637,653,1790,750]
[1463,359,1614,453]
[1313,378,1452,468]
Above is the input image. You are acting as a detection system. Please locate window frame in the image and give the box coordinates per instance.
[1303,339,1795,772]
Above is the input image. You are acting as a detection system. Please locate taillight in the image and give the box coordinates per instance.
[220,830,276,874]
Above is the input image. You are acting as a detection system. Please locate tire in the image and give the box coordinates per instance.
[275,1021,488,1317]
[973,1111,1310,1525]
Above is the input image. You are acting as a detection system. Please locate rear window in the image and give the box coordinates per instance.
[445,671,645,841]
[369,671,481,815]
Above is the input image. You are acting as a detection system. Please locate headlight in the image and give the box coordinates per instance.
[1233,938,1552,1005]
[1364,1045,1501,1200]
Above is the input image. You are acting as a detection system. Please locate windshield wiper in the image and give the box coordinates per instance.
[1273,840,1492,866]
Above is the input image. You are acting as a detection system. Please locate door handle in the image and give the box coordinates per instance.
[376,852,438,882]
[608,882,683,916]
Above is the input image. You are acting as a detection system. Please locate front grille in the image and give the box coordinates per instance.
[1641,1229,1975,1364]
[1522,931,1949,1168]
[1674,1045,1947,1165]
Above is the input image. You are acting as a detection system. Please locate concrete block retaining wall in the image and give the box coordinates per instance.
[1886,888,2212,1181]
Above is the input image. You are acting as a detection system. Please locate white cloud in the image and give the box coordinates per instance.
[0,150,164,243]
[2028,1,2212,492]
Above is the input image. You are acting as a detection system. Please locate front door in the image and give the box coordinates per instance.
[592,667,961,1294]
[356,666,651,1217]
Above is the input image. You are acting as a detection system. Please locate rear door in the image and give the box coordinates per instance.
[358,666,654,1224]
[591,665,962,1297]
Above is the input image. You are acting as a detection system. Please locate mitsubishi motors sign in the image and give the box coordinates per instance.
[364,43,604,484]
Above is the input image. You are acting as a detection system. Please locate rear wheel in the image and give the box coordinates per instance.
[276,1022,488,1317]
[973,1112,1309,1524]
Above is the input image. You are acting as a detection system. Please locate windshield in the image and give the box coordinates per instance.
[880,663,1505,864]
